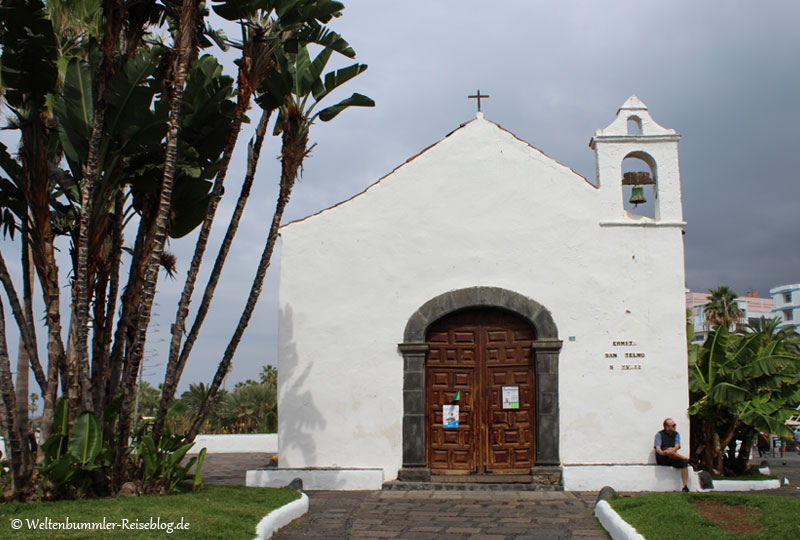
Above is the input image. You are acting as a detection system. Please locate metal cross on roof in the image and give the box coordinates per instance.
[468,90,490,112]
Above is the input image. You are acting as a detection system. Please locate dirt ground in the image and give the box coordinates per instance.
[693,500,763,535]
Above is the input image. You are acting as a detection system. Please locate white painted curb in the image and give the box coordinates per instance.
[594,500,645,540]
[700,479,781,491]
[253,492,309,540]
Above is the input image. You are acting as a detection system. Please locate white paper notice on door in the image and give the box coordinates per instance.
[443,405,459,428]
[502,386,519,409]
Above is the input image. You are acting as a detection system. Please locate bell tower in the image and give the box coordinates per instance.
[590,95,683,224]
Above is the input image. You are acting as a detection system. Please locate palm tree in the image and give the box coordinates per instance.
[704,286,743,330]
[112,0,203,486]
[218,383,277,433]
[154,1,359,446]
[186,43,373,440]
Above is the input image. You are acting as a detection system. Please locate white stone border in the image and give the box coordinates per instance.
[253,492,309,540]
[188,433,278,454]
[595,500,645,540]
[700,479,781,491]
[594,470,783,540]
[247,468,384,490]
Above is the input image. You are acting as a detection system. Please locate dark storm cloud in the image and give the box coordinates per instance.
[3,1,797,388]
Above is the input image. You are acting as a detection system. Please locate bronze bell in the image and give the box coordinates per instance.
[629,185,646,207]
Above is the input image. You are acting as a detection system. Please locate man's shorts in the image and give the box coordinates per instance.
[656,453,688,469]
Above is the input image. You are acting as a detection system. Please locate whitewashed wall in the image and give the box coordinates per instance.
[277,98,689,490]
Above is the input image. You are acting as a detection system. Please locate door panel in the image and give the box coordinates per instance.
[427,367,475,471]
[426,309,535,475]
[487,365,535,472]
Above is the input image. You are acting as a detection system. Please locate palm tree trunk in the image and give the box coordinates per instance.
[15,239,35,468]
[0,301,31,499]
[72,0,127,420]
[155,108,271,443]
[107,198,152,409]
[0,251,46,392]
[186,121,307,441]
[112,0,200,486]
[96,192,125,414]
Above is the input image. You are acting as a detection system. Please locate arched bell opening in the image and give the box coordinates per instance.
[622,151,658,219]
[627,115,643,136]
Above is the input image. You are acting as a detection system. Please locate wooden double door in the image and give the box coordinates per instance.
[425,308,536,475]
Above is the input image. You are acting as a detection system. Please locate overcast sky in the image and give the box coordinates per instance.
[3,1,800,393]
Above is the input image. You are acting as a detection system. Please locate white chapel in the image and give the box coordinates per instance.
[254,95,690,492]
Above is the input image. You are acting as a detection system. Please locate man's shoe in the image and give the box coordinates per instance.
[682,486,689,493]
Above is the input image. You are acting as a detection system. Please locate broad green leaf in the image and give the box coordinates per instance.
[0,142,23,182]
[290,24,354,58]
[54,58,94,167]
[317,92,374,122]
[275,0,306,18]
[323,63,368,95]
[256,62,293,112]
[67,412,102,465]
[294,46,314,97]
[211,0,264,21]
[709,381,748,405]
[166,442,195,468]
[48,454,76,489]
[193,448,207,490]
[310,47,333,84]
[298,0,345,24]
[0,0,59,108]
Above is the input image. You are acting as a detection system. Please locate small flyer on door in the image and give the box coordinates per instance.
[443,405,459,428]
[502,386,519,409]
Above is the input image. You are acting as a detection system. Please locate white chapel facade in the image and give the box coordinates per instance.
[267,96,690,491]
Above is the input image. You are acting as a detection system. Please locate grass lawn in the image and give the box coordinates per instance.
[610,492,800,540]
[0,485,300,539]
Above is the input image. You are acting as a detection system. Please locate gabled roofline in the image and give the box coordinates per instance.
[282,115,596,229]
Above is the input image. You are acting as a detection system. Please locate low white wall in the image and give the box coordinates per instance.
[187,433,278,454]
[247,468,384,491]
[703,478,781,491]
[564,465,698,492]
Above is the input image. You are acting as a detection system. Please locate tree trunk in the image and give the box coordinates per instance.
[186,116,307,441]
[27,201,67,440]
[112,0,200,487]
[95,192,125,415]
[0,301,31,499]
[72,0,126,421]
[0,252,45,393]
[107,198,152,410]
[14,240,34,469]
[155,108,270,443]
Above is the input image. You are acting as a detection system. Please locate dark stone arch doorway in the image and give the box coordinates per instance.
[397,287,562,481]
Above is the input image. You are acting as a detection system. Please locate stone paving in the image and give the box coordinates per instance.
[197,453,609,539]
[201,451,800,539]
[270,491,608,540]
[756,451,800,498]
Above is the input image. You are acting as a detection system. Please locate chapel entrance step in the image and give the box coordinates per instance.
[431,474,533,483]
[382,480,564,492]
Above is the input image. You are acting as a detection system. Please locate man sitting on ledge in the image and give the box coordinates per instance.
[654,417,690,492]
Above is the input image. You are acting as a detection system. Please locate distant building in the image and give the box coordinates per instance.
[686,290,774,343]
[770,284,800,331]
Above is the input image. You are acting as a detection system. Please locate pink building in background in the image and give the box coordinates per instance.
[685,290,774,343]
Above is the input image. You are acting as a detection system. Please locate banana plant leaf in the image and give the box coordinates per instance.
[67,412,103,466]
[318,92,374,122]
